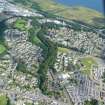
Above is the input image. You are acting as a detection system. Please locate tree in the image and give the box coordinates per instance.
[84,99,98,105]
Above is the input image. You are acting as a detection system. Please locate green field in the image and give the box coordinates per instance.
[80,57,96,75]
[58,47,69,53]
[0,95,8,105]
[0,44,6,54]
[14,19,28,31]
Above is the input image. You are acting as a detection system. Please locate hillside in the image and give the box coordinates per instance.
[13,0,105,28]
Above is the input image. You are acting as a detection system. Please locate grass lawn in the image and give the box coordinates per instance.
[80,57,96,75]
[58,47,69,53]
[14,19,27,31]
[0,95,8,105]
[0,44,6,54]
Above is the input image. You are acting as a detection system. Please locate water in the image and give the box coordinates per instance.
[56,0,104,14]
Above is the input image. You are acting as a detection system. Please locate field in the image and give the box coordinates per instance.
[13,19,27,31]
[0,44,6,54]
[58,47,69,53]
[80,57,96,75]
[0,95,8,105]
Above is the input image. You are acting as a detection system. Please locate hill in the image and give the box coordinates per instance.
[13,0,105,28]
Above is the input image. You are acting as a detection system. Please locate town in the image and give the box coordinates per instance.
[0,0,105,105]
